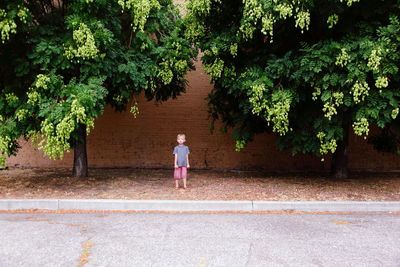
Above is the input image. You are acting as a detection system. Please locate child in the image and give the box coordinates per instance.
[173,134,190,189]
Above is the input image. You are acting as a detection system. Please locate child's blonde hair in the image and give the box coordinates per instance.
[177,134,186,139]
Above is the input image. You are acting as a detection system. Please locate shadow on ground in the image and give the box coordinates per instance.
[0,168,399,201]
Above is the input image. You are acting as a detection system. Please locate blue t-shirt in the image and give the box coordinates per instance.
[173,145,190,167]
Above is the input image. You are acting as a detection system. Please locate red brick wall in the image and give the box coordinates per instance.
[7,60,400,171]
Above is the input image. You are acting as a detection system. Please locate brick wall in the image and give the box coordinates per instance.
[7,60,400,171]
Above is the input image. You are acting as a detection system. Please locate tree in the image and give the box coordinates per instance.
[0,0,196,177]
[185,0,400,178]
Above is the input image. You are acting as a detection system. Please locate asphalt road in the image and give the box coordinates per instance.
[0,212,399,267]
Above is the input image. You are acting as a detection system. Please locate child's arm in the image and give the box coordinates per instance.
[174,154,178,168]
[186,154,190,168]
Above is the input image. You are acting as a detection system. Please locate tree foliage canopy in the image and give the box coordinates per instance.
[0,0,196,166]
[185,0,400,159]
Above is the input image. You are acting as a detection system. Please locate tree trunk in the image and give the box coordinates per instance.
[72,124,88,178]
[331,125,350,179]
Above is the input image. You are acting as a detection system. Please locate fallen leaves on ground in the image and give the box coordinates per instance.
[0,168,399,201]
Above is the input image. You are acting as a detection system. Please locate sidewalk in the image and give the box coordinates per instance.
[1,198,400,212]
[1,168,400,212]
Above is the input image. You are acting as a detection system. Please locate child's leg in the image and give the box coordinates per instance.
[174,168,181,188]
[182,167,187,188]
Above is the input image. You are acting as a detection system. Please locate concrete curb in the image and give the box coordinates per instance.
[58,199,253,211]
[0,199,400,212]
[0,199,59,210]
[252,201,400,212]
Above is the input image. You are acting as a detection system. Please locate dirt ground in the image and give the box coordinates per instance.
[0,168,400,201]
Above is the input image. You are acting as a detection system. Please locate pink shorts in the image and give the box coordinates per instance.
[174,167,187,179]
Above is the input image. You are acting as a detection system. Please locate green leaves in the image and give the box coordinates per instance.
[0,0,195,166]
[188,0,400,159]
[0,2,30,43]
[117,0,161,32]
